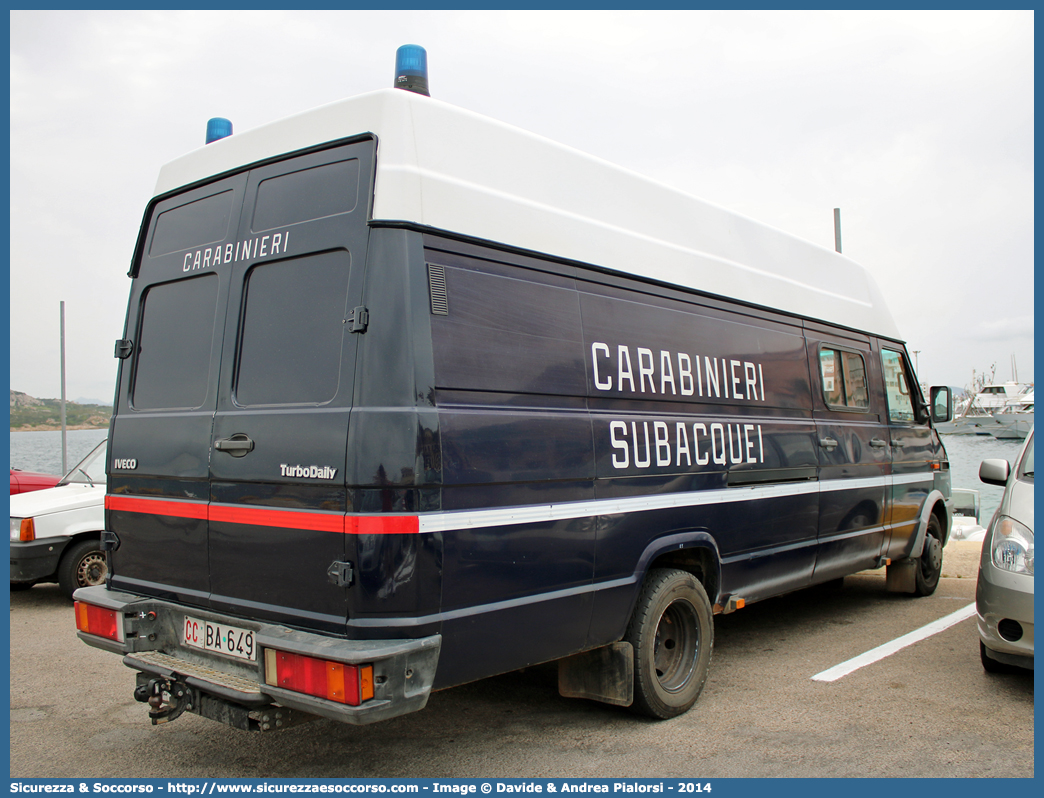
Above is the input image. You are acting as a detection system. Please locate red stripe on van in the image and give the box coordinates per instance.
[105,495,209,520]
[105,495,419,535]
[209,504,344,534]
[345,515,420,535]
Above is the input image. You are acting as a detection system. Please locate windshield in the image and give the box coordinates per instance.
[1018,432,1033,481]
[59,439,107,486]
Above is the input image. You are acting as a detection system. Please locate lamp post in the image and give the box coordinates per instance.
[60,301,67,474]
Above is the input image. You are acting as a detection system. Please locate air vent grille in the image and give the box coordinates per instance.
[428,264,449,315]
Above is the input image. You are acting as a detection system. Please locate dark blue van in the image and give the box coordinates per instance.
[74,77,954,728]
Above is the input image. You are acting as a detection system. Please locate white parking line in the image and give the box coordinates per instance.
[812,603,977,682]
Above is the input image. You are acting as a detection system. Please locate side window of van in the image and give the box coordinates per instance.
[819,347,869,410]
[881,349,915,422]
[133,274,219,410]
[235,251,351,406]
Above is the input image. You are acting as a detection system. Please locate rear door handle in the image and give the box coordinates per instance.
[869,438,889,449]
[214,434,255,457]
[819,437,838,451]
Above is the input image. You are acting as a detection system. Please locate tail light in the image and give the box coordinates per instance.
[264,649,374,706]
[74,601,124,643]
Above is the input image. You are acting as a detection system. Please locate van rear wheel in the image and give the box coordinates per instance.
[625,568,713,719]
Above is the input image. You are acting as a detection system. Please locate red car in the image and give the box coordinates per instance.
[10,468,61,495]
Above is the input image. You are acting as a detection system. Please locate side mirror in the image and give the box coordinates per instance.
[929,385,953,424]
[979,458,1011,487]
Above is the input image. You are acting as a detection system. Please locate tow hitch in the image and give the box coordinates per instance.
[134,676,193,725]
[131,671,316,731]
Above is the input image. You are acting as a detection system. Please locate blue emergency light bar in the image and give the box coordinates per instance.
[394,44,429,96]
[206,117,233,144]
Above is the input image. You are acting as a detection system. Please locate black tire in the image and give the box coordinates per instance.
[57,539,108,600]
[980,642,1025,675]
[624,568,713,719]
[913,514,943,596]
[980,642,1006,673]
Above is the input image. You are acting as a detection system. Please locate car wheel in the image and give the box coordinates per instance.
[57,539,108,600]
[624,568,713,719]
[913,514,943,596]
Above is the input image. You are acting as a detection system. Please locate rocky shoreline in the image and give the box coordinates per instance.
[10,390,111,431]
[11,422,110,432]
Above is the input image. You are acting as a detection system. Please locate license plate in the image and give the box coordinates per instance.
[183,616,256,661]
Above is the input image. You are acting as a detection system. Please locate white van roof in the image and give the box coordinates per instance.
[154,88,902,341]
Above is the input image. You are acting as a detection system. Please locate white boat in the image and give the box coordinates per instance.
[989,387,1033,439]
[937,381,1030,434]
[936,416,997,435]
[947,488,986,543]
[993,385,1033,419]
[989,421,1032,440]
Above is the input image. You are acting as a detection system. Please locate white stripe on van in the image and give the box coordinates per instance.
[417,473,937,533]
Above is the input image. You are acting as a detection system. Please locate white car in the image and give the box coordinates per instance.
[10,439,107,599]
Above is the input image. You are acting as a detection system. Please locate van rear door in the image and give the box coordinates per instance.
[108,174,247,606]
[109,141,374,632]
[206,143,374,633]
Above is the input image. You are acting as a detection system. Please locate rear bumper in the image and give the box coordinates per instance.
[72,585,441,725]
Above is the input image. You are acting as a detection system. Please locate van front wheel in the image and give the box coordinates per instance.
[914,514,943,596]
[625,568,713,719]
[58,539,108,600]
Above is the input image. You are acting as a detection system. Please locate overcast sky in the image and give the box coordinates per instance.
[9,9,1034,404]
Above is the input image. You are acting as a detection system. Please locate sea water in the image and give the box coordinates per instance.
[7,427,1024,522]
[940,432,1026,524]
[9,428,108,478]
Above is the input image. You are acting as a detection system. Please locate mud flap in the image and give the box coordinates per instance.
[885,558,917,593]
[557,642,634,707]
